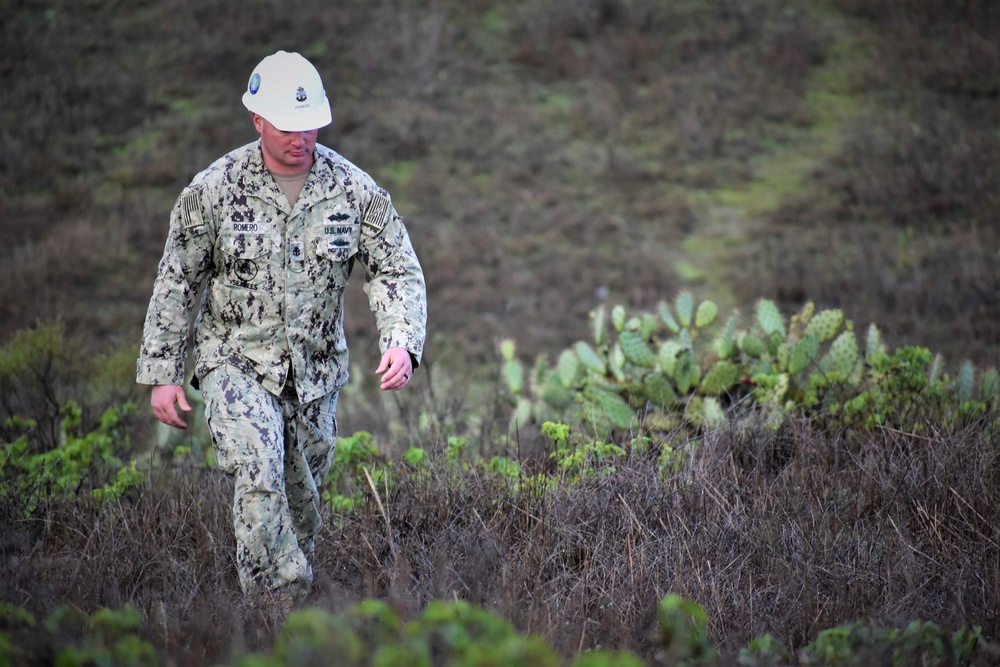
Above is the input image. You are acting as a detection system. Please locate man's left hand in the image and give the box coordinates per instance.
[376,347,413,391]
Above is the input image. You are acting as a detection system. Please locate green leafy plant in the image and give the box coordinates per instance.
[45,605,159,667]
[2,402,140,514]
[322,431,391,513]
[655,593,718,666]
[800,620,985,666]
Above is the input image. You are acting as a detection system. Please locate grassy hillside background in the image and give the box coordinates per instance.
[2,0,998,377]
[2,0,1000,664]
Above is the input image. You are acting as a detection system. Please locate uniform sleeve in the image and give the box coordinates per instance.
[136,185,215,385]
[358,186,427,368]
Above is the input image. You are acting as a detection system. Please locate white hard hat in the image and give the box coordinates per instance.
[242,51,332,132]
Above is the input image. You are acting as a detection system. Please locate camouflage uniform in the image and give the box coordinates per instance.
[137,140,426,603]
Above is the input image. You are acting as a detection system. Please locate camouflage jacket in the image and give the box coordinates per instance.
[136,141,426,403]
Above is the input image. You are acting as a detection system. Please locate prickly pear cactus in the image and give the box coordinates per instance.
[620,329,656,368]
[714,313,739,359]
[675,291,694,328]
[739,334,767,359]
[756,299,786,338]
[659,301,680,334]
[574,341,606,375]
[789,336,820,375]
[643,372,678,408]
[982,369,999,404]
[557,349,580,388]
[500,290,998,442]
[582,384,635,431]
[611,305,627,333]
[659,340,684,377]
[695,300,718,329]
[591,305,607,345]
[958,361,975,403]
[865,323,886,363]
[820,330,860,380]
[804,309,843,342]
[700,361,740,395]
[500,339,524,394]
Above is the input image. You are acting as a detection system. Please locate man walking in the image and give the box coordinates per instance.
[137,50,426,610]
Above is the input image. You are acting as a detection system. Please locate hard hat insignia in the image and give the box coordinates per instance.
[249,73,261,95]
[295,86,307,102]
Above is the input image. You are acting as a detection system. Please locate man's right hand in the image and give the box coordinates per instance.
[151,384,192,429]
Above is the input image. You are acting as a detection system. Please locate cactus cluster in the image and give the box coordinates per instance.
[501,291,732,436]
[499,292,999,438]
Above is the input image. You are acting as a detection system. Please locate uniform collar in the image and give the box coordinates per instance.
[240,140,344,216]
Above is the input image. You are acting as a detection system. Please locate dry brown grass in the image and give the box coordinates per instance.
[3,411,998,663]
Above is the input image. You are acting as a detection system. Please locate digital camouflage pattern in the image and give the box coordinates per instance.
[137,140,426,402]
[201,363,338,604]
[137,140,426,603]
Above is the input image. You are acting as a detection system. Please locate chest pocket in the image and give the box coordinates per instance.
[219,225,273,290]
[311,220,358,289]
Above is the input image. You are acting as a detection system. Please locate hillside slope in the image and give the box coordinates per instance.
[1,0,997,374]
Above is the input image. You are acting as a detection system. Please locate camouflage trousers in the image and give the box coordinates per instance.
[201,364,338,607]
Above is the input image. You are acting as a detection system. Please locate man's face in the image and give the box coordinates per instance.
[253,114,318,174]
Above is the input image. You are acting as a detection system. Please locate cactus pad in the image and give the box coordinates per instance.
[499,339,517,362]
[557,349,580,388]
[702,397,725,427]
[865,323,885,363]
[659,301,680,334]
[659,340,684,376]
[820,330,859,379]
[695,300,719,329]
[982,369,999,402]
[590,306,607,346]
[639,313,658,341]
[541,372,573,409]
[643,372,678,408]
[756,299,786,337]
[609,343,627,382]
[612,305,627,333]
[620,329,656,367]
[929,353,943,387]
[509,397,533,432]
[789,336,819,374]
[958,361,975,403]
[740,335,767,359]
[503,359,524,394]
[675,291,694,328]
[700,360,740,395]
[804,309,843,342]
[673,352,701,394]
[583,384,635,430]
[574,341,606,375]
[714,313,739,359]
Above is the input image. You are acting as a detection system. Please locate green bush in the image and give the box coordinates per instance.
[2,402,141,515]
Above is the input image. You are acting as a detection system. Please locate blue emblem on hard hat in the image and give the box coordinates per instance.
[249,73,261,95]
[296,86,307,102]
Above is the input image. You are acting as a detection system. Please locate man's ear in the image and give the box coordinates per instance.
[252,113,263,133]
